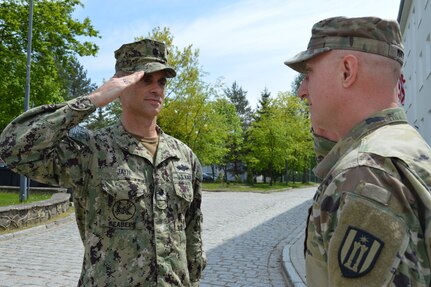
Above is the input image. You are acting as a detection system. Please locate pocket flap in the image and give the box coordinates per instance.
[101,178,146,199]
[174,180,193,202]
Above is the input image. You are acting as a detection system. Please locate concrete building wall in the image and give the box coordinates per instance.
[398,0,431,144]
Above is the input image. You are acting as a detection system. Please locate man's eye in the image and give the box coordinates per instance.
[143,77,152,83]
[159,79,167,86]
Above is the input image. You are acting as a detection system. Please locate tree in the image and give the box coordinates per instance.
[246,88,274,183]
[246,91,314,185]
[58,56,97,100]
[274,92,314,183]
[254,87,271,121]
[213,98,244,182]
[135,27,230,165]
[219,81,253,181]
[291,73,305,95]
[246,97,286,185]
[224,81,252,129]
[0,0,99,130]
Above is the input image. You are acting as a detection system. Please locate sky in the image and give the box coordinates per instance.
[73,0,401,109]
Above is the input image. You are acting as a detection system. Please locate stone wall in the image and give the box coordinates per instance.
[0,187,71,231]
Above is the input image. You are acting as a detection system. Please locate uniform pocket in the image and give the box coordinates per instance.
[101,178,146,198]
[174,180,193,202]
[99,178,148,230]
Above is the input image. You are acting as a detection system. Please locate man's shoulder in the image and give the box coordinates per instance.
[331,124,430,176]
[68,123,119,145]
[162,133,192,151]
[68,125,91,142]
[360,124,430,161]
[160,133,200,162]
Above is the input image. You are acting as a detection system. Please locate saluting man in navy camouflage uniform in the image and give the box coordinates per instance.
[0,39,206,286]
[284,17,431,286]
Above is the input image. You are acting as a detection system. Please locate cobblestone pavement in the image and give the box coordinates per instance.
[0,187,314,287]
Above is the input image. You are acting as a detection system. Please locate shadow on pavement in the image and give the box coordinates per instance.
[200,200,311,287]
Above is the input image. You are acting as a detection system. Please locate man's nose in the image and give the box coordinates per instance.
[149,82,163,95]
[297,80,308,100]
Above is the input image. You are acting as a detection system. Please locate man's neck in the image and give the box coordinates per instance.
[333,95,399,140]
[121,114,158,138]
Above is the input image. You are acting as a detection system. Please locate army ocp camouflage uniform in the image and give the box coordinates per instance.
[0,96,206,286]
[305,108,431,287]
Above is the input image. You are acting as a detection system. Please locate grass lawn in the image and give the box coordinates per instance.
[0,191,52,207]
[202,181,317,192]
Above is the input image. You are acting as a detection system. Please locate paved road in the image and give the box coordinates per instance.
[0,187,314,287]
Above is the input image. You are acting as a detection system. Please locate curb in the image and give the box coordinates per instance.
[281,233,306,287]
[0,213,75,241]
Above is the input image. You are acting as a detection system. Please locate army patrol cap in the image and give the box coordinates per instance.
[284,16,404,73]
[115,39,176,77]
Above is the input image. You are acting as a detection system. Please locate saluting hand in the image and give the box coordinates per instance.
[88,71,145,107]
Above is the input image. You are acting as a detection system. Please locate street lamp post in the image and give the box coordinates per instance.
[20,0,34,202]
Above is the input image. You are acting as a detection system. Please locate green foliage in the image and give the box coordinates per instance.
[291,73,305,95]
[84,104,120,130]
[254,87,271,121]
[246,91,313,184]
[224,81,252,129]
[0,0,100,130]
[220,82,251,178]
[215,172,224,184]
[202,182,314,192]
[0,192,51,206]
[213,97,244,175]
[135,27,233,165]
[59,57,97,100]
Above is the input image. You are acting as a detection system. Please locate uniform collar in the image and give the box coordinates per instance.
[314,108,408,179]
[113,123,181,166]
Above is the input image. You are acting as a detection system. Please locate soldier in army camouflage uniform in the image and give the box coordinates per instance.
[284,17,431,286]
[0,39,206,286]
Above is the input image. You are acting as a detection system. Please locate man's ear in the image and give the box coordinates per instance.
[341,55,358,88]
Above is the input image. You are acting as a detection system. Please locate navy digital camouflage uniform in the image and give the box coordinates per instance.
[285,17,431,286]
[0,96,206,286]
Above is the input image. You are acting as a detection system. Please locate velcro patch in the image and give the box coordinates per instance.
[339,226,384,278]
[327,191,409,286]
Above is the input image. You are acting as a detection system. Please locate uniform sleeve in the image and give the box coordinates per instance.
[0,96,96,188]
[324,165,430,287]
[185,155,206,284]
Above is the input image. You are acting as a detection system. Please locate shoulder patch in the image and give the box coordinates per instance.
[338,226,384,278]
[68,126,90,142]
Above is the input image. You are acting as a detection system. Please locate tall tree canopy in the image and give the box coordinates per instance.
[246,91,313,184]
[224,81,252,129]
[0,0,99,130]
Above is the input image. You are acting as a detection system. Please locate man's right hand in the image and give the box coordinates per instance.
[88,71,145,107]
